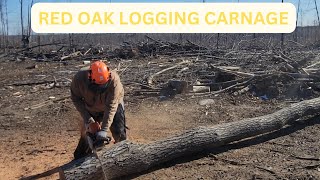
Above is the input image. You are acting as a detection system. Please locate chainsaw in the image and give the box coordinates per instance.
[86,131,111,151]
[86,121,111,149]
[86,122,111,180]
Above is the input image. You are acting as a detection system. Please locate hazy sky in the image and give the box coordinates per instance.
[6,0,320,34]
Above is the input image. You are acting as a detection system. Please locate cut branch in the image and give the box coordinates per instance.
[61,51,82,61]
[147,61,189,85]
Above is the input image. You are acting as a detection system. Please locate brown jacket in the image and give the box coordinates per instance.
[70,68,124,131]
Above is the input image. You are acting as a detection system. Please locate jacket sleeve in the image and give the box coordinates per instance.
[70,75,92,124]
[101,77,123,131]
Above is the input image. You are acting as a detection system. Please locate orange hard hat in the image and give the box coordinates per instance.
[88,61,110,85]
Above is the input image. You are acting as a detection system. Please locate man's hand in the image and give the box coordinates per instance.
[85,117,101,134]
[93,130,111,148]
[96,130,108,141]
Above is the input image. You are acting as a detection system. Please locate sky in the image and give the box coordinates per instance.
[6,0,320,34]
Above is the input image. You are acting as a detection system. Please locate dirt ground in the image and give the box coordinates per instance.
[1,57,320,180]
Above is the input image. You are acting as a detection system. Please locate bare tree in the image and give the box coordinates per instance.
[19,0,28,48]
[294,0,300,42]
[19,0,33,48]
[314,0,320,26]
[0,0,9,51]
[19,0,23,36]
[280,0,284,48]
[0,0,5,48]
[68,0,74,50]
[5,0,8,47]
[27,0,34,38]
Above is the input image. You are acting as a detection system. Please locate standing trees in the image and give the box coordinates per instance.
[19,0,33,48]
[0,0,9,52]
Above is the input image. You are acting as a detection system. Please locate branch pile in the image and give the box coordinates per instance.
[119,48,320,100]
[2,35,228,61]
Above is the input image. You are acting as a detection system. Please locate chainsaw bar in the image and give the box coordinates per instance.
[86,133,111,180]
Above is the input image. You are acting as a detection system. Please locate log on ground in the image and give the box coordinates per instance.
[63,97,320,180]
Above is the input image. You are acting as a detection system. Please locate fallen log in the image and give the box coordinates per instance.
[9,80,57,86]
[210,65,254,77]
[61,51,82,61]
[192,85,210,93]
[13,42,68,54]
[195,77,250,90]
[60,97,320,180]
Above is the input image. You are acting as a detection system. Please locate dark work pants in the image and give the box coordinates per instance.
[73,103,127,160]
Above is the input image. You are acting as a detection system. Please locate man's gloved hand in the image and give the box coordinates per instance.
[96,130,108,141]
[94,130,111,148]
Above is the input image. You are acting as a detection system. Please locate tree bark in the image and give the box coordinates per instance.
[63,97,320,180]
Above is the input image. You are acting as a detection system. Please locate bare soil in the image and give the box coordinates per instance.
[1,58,320,180]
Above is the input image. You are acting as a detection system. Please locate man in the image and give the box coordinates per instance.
[70,60,126,159]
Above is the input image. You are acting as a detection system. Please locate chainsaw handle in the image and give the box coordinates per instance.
[94,136,111,148]
[102,136,112,144]
[105,136,111,143]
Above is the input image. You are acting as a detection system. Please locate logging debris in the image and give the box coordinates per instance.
[2,37,320,101]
